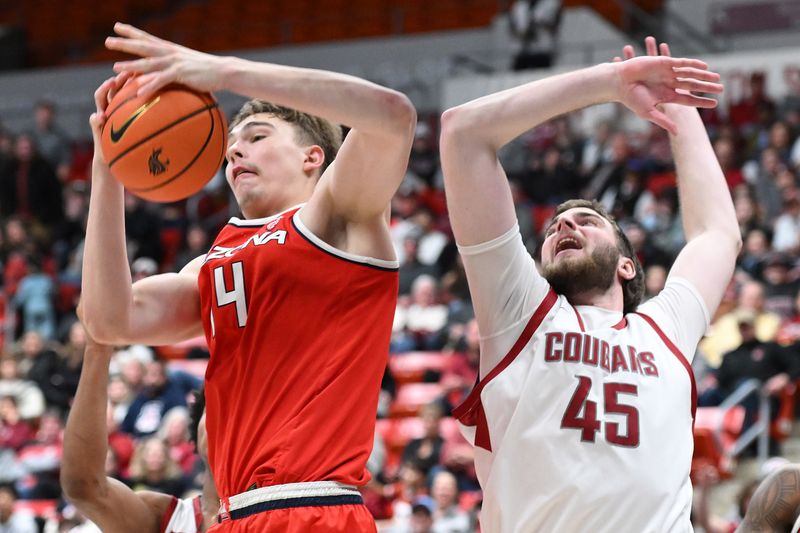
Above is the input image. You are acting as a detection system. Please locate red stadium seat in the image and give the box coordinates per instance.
[691,406,745,480]
[389,352,452,384]
[15,499,57,518]
[390,383,444,417]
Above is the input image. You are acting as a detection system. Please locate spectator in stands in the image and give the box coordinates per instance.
[0,483,36,533]
[131,256,158,282]
[0,132,63,230]
[643,264,668,301]
[127,437,189,498]
[408,501,434,533]
[777,290,800,346]
[0,357,44,421]
[52,182,88,273]
[124,192,162,264]
[772,185,800,254]
[16,409,63,499]
[31,100,72,183]
[107,373,132,426]
[739,227,771,280]
[751,147,786,224]
[692,463,757,533]
[700,309,800,454]
[174,224,210,272]
[390,461,430,531]
[392,275,449,352]
[0,396,33,452]
[761,253,800,319]
[401,402,445,477]
[156,407,196,476]
[12,254,55,340]
[106,402,134,478]
[714,137,745,190]
[699,280,781,367]
[399,230,439,296]
[429,470,470,532]
[121,359,196,439]
[411,208,448,268]
[440,319,480,415]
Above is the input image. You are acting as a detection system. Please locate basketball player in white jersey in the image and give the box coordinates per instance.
[63,332,218,533]
[738,464,800,532]
[439,37,738,532]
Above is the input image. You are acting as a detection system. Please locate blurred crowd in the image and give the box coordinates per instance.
[0,66,800,531]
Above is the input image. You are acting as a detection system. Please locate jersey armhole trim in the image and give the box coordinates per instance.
[160,496,179,533]
[291,212,399,271]
[193,495,203,529]
[453,289,559,451]
[635,311,698,426]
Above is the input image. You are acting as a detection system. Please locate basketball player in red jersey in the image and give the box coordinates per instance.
[63,332,217,532]
[81,23,415,531]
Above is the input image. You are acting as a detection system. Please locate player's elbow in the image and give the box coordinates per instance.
[81,314,127,346]
[440,106,491,150]
[381,90,417,139]
[61,472,106,505]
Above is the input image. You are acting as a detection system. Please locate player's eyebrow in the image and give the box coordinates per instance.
[545,211,605,233]
[228,121,276,143]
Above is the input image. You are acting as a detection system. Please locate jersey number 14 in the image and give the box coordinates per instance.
[561,375,640,447]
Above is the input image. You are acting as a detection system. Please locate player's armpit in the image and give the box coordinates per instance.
[69,481,168,533]
[667,231,739,317]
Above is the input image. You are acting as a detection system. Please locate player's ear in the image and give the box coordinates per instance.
[618,256,636,281]
[302,145,325,176]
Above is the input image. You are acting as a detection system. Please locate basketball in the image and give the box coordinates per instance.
[100,78,227,202]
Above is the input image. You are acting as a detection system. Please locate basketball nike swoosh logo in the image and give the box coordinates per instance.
[109,97,161,143]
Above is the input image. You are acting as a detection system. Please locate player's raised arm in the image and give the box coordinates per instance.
[642,39,741,314]
[106,22,416,227]
[61,335,169,533]
[439,53,721,247]
[81,75,205,346]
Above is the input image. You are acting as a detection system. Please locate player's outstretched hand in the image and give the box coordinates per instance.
[106,22,228,98]
[89,71,134,167]
[610,37,722,134]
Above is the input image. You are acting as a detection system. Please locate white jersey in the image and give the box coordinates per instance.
[162,495,203,533]
[454,225,710,533]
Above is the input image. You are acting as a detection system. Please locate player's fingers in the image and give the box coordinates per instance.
[623,45,635,60]
[645,36,657,56]
[106,36,169,58]
[136,71,174,98]
[646,108,678,135]
[613,56,622,63]
[93,77,116,113]
[113,56,172,75]
[672,66,721,82]
[669,57,709,71]
[660,42,672,57]
[113,22,162,43]
[671,91,719,109]
[672,78,724,94]
[107,71,135,104]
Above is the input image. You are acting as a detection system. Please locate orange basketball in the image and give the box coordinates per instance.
[101,78,227,202]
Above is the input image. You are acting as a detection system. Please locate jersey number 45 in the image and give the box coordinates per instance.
[561,375,640,447]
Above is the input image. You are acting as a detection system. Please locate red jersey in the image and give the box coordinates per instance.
[198,206,398,498]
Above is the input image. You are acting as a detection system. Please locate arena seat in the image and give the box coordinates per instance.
[15,499,57,518]
[692,406,746,480]
[389,352,452,384]
[390,382,444,417]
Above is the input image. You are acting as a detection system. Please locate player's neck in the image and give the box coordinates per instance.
[568,285,624,313]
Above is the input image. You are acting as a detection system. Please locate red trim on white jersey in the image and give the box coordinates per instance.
[571,305,586,332]
[453,289,559,451]
[161,497,179,533]
[635,311,697,425]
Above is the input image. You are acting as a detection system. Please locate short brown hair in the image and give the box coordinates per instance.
[230,100,343,176]
[550,199,644,314]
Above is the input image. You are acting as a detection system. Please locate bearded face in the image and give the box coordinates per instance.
[542,240,621,299]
